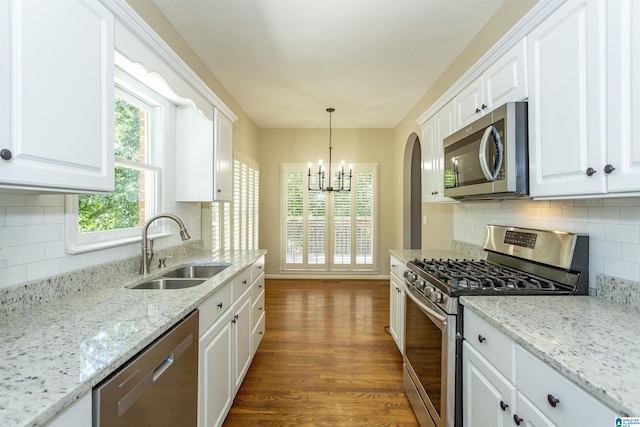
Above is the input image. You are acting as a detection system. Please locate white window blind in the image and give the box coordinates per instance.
[281,163,378,272]
[212,151,258,254]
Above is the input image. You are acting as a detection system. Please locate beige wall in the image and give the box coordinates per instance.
[258,128,394,275]
[127,0,536,273]
[391,0,538,252]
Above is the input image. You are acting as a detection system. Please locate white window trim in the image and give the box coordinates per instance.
[65,68,168,254]
[280,163,379,273]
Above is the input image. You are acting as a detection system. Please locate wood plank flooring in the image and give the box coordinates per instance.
[222,279,419,427]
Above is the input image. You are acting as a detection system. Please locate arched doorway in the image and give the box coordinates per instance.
[403,133,422,249]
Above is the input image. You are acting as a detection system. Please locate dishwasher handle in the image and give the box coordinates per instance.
[118,332,194,417]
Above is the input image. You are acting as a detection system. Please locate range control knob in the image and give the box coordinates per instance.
[415,280,426,291]
[430,291,443,303]
[424,285,435,297]
[404,271,416,281]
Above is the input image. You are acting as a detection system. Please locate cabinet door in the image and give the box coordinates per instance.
[455,78,485,129]
[527,0,607,197]
[389,273,402,353]
[421,115,438,202]
[0,0,114,193]
[199,312,233,427]
[434,101,456,203]
[606,0,640,193]
[233,292,253,392]
[463,342,515,427]
[484,38,528,110]
[514,392,556,427]
[214,108,233,201]
[45,393,91,427]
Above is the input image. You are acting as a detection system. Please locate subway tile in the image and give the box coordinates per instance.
[0,207,5,227]
[574,198,604,207]
[44,206,65,224]
[590,240,621,259]
[588,206,620,223]
[26,259,61,281]
[45,241,65,259]
[603,224,640,244]
[603,258,640,283]
[602,197,640,207]
[27,224,62,244]
[6,226,26,246]
[6,243,45,266]
[561,206,588,222]
[620,243,640,263]
[620,206,640,224]
[26,194,64,207]
[61,253,88,273]
[5,206,45,226]
[0,192,27,207]
[0,265,27,288]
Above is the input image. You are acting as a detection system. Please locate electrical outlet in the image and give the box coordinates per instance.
[423,215,428,226]
[0,228,7,261]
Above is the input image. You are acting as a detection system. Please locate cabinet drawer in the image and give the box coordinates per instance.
[233,267,252,300]
[516,346,616,427]
[252,311,265,354]
[252,289,265,328]
[198,283,232,335]
[251,274,265,301]
[251,256,265,282]
[464,309,515,382]
[390,255,404,279]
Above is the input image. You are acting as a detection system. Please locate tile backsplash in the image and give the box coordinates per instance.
[0,191,201,289]
[453,197,640,291]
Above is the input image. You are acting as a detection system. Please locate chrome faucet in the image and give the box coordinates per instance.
[140,213,191,274]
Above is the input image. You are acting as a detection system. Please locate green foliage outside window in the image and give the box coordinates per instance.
[78,98,145,233]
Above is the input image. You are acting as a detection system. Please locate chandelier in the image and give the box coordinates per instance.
[308,108,352,192]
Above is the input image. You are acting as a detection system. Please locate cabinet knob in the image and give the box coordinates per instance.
[513,415,523,425]
[475,107,481,113]
[604,164,616,174]
[547,394,560,408]
[258,307,263,311]
[500,400,509,411]
[217,302,223,309]
[585,167,596,176]
[243,280,247,285]
[481,104,487,110]
[0,149,12,161]
[217,188,221,192]
[478,334,486,343]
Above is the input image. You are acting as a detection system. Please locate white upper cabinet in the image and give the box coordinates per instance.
[0,0,114,193]
[528,0,640,198]
[605,0,640,194]
[455,39,528,129]
[422,100,456,203]
[528,0,607,197]
[176,107,233,202]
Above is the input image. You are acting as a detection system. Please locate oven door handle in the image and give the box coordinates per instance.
[403,281,448,325]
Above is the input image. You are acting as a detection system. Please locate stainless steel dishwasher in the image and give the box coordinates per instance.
[93,310,199,426]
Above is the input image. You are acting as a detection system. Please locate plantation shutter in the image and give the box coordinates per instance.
[355,169,375,267]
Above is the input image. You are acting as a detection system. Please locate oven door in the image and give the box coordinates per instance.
[403,281,457,427]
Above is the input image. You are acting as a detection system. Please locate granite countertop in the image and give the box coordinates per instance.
[461,295,640,417]
[0,249,266,427]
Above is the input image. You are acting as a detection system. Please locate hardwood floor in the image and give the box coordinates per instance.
[222,279,419,427]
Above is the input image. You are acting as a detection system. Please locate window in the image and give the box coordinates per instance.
[212,150,259,253]
[281,163,378,272]
[65,73,164,253]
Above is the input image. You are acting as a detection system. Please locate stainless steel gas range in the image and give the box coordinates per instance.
[402,225,589,427]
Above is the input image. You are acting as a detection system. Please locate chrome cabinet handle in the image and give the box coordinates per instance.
[0,149,12,161]
[604,164,615,174]
[586,167,596,176]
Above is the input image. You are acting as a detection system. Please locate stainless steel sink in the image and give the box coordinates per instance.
[131,278,206,290]
[162,264,229,279]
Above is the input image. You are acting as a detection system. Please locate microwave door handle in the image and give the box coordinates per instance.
[478,125,504,181]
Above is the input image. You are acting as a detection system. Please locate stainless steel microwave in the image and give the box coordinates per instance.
[443,102,529,200]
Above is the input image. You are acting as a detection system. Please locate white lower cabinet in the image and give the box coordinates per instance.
[45,393,91,427]
[199,308,234,427]
[463,309,616,427]
[198,256,266,427]
[463,342,515,427]
[389,255,406,354]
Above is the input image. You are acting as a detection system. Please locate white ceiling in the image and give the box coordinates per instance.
[151,0,507,128]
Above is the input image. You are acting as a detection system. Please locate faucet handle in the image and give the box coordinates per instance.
[158,256,174,268]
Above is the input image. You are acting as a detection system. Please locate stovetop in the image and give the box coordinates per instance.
[403,226,590,313]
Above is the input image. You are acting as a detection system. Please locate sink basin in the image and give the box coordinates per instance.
[162,264,229,279]
[131,278,206,290]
